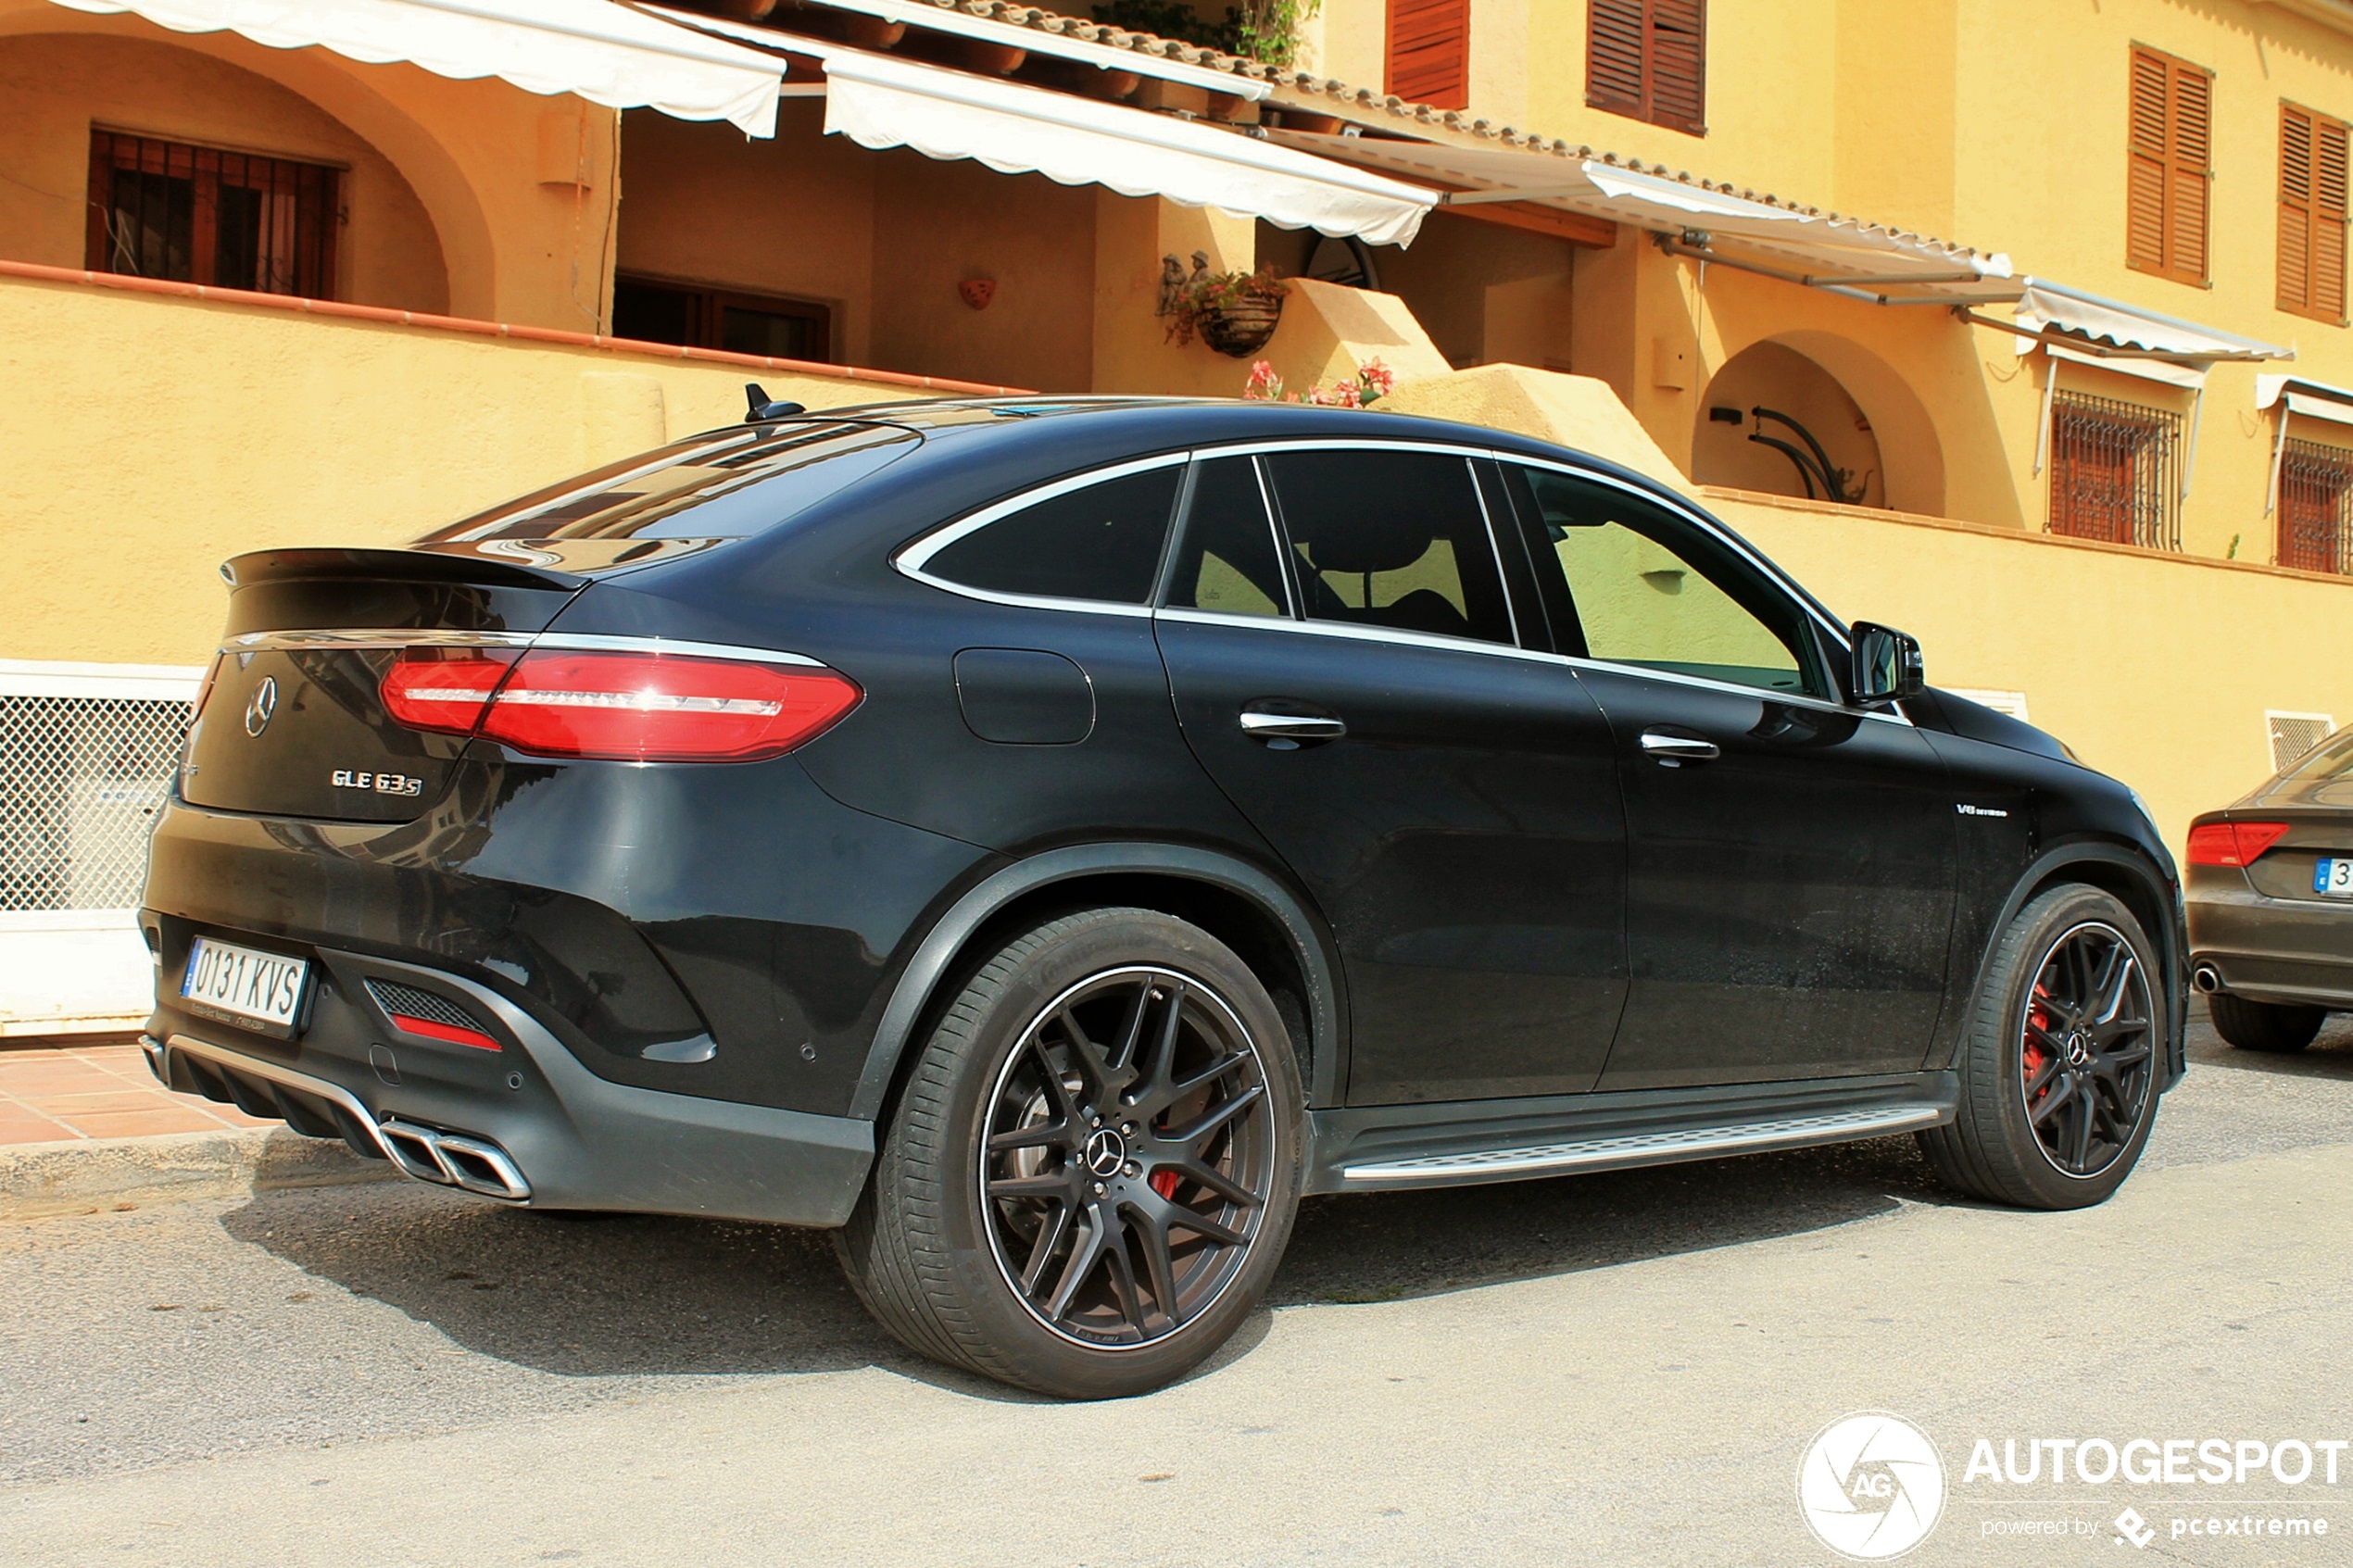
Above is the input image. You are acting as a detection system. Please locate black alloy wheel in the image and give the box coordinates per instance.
[2016,921,2155,1179]
[979,967,1274,1348]
[1918,884,2166,1210]
[837,908,1303,1399]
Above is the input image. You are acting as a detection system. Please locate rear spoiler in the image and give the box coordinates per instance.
[223,546,590,593]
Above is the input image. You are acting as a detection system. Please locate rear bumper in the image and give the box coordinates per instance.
[145,953,874,1226]
[2187,885,2353,1010]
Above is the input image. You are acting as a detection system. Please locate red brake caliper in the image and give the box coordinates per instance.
[2022,984,2050,1098]
[1150,1170,1182,1198]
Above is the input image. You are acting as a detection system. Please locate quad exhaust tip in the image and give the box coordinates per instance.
[2193,964,2222,994]
[379,1118,532,1200]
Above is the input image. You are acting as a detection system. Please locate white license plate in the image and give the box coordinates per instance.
[2315,859,2353,899]
[180,936,310,1036]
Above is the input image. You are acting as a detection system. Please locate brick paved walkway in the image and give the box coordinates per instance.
[0,1040,273,1145]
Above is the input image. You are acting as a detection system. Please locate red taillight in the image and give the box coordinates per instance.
[2186,820,2291,867]
[382,648,521,735]
[381,646,859,762]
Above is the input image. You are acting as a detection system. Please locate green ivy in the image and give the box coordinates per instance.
[1090,0,1320,68]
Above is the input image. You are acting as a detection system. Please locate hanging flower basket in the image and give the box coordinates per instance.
[1198,295,1284,357]
[1160,258,1288,357]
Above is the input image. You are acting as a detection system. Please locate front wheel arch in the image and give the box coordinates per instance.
[1940,841,2186,1089]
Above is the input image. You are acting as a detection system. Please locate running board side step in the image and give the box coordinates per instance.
[1302,1073,1957,1195]
[1338,1104,1945,1186]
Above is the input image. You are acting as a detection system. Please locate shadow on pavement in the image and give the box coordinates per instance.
[220,1129,1948,1384]
[2185,1006,2353,1083]
[1271,1132,1944,1308]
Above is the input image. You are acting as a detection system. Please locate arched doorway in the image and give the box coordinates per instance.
[1692,341,1885,508]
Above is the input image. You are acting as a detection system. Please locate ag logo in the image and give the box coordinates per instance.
[1796,1411,1946,1560]
[243,675,279,737]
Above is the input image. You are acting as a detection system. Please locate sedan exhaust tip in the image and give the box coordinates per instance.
[2193,963,2223,994]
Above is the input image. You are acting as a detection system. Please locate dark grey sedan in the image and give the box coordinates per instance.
[2189,727,2353,1050]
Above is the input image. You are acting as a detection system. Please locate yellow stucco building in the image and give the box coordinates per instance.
[7,0,2353,1028]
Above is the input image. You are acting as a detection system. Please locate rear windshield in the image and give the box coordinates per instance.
[416,421,920,544]
[2282,727,2353,781]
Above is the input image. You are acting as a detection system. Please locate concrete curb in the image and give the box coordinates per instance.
[0,1128,397,1220]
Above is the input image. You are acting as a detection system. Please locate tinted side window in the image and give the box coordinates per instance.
[1261,449,1514,645]
[1164,456,1288,617]
[1506,467,1824,698]
[922,466,1182,604]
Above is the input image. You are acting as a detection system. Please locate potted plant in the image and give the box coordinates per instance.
[1159,253,1287,357]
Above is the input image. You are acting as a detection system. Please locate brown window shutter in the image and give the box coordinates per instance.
[2168,63,2211,282]
[2319,117,2349,320]
[2282,106,2316,313]
[1388,0,1470,111]
[2127,47,2212,285]
[1587,0,1645,118]
[1648,0,1705,133]
[2278,103,2348,322]
[1587,0,1706,133]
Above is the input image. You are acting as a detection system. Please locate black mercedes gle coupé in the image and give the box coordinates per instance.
[142,395,2184,1398]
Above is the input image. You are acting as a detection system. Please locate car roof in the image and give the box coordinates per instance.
[802,395,1687,510]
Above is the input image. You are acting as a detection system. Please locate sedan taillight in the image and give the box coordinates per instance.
[381,646,859,762]
[2185,821,2290,867]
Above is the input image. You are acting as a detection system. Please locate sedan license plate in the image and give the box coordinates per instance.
[180,936,310,1036]
[2314,859,2353,899]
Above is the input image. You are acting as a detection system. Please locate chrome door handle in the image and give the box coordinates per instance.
[1638,730,1720,764]
[1239,711,1347,739]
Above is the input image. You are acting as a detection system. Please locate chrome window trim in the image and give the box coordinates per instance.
[1155,606,1554,663]
[891,450,1193,610]
[220,629,826,668]
[1152,606,1908,723]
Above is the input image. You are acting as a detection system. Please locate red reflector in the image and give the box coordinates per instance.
[477,649,861,762]
[390,1013,502,1052]
[382,648,521,735]
[2186,821,2291,867]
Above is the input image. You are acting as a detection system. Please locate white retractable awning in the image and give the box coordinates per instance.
[654,6,1432,243]
[1266,128,2010,291]
[45,0,786,135]
[824,54,1431,244]
[2012,278,2292,364]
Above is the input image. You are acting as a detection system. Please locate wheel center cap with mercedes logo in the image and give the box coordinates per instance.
[243,675,279,737]
[2065,1031,2093,1067]
[1084,1127,1126,1178]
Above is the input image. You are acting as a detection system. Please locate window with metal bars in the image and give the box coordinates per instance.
[2048,390,2183,551]
[0,695,188,913]
[1587,0,1706,135]
[84,130,340,297]
[2127,45,2211,286]
[2279,437,2353,573]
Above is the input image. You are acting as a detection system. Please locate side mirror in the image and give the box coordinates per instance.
[1849,621,1924,704]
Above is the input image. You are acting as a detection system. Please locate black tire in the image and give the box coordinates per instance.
[2208,992,2325,1053]
[1918,884,2164,1210]
[836,908,1305,1399]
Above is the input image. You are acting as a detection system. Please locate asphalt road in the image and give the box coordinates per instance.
[5,1010,2353,1567]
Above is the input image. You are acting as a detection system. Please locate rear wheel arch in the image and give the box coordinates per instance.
[849,846,1344,1127]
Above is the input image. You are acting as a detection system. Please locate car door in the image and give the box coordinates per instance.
[1152,444,1628,1105]
[1495,461,1958,1090]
